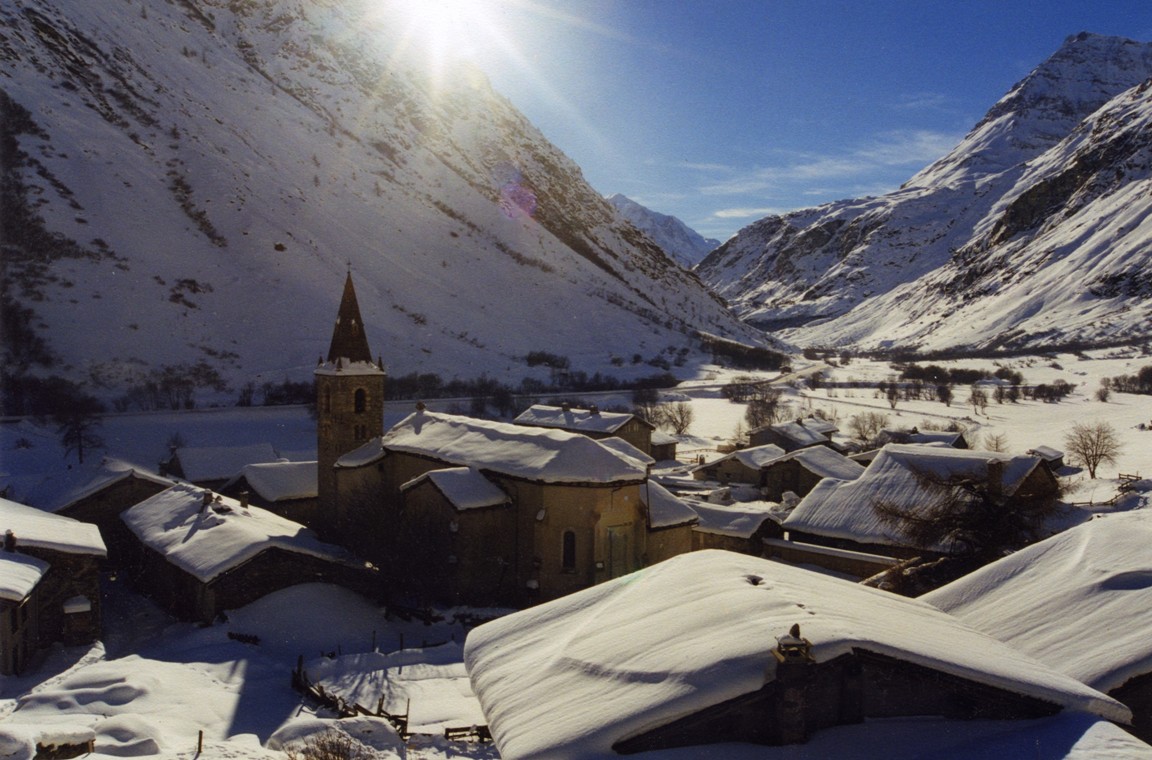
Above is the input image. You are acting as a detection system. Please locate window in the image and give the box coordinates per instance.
[354,388,366,413]
[562,530,576,571]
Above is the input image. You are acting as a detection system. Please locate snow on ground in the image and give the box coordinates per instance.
[0,582,496,760]
[0,350,1149,757]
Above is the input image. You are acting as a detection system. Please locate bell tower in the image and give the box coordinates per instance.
[315,272,385,534]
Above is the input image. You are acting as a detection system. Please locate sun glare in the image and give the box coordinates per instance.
[389,0,501,74]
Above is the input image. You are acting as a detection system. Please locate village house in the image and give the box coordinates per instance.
[782,444,1059,558]
[120,484,377,623]
[0,497,106,674]
[685,499,783,555]
[221,460,319,528]
[876,426,968,449]
[53,458,176,567]
[641,481,699,563]
[649,430,679,462]
[463,550,1130,757]
[1027,445,1066,472]
[924,505,1152,743]
[759,446,865,502]
[159,442,282,490]
[692,444,785,485]
[513,403,656,456]
[749,417,839,452]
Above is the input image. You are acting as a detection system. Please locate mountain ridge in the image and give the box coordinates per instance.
[1,0,766,404]
[696,32,1152,353]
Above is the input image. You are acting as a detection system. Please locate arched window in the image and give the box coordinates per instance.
[562,530,577,572]
[354,388,366,413]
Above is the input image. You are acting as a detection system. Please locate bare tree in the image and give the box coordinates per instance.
[983,432,1009,453]
[874,468,1060,566]
[968,388,988,415]
[662,401,694,435]
[847,411,889,446]
[1064,421,1121,478]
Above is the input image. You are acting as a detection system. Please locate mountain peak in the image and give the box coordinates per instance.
[607,194,719,268]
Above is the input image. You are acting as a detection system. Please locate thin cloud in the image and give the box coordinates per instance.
[712,206,786,219]
[894,92,956,112]
[698,129,963,196]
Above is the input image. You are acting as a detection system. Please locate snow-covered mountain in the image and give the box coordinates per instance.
[696,33,1152,353]
[607,194,719,268]
[1,0,766,399]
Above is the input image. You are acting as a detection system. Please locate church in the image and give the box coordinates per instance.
[314,275,696,607]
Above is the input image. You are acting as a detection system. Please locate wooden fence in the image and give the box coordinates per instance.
[290,655,491,744]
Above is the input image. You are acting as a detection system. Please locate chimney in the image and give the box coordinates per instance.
[589,404,599,415]
[239,491,250,508]
[202,491,213,509]
[772,623,814,745]
[416,401,426,412]
[987,458,1005,499]
[561,402,571,412]
[3,530,15,552]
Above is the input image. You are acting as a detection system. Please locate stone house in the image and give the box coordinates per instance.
[1027,445,1066,472]
[876,427,968,449]
[760,446,865,502]
[0,497,106,674]
[53,459,175,567]
[221,460,319,528]
[687,500,784,555]
[783,444,1059,557]
[160,443,281,490]
[120,485,377,623]
[750,418,838,452]
[649,431,679,463]
[691,444,785,485]
[464,550,1129,756]
[512,404,656,456]
[641,481,698,564]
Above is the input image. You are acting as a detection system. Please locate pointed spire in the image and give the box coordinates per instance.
[326,272,374,364]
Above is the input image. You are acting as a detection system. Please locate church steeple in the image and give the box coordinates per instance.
[315,272,385,540]
[327,272,374,365]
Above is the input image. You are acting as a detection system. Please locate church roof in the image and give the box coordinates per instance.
[342,410,649,485]
[326,273,375,365]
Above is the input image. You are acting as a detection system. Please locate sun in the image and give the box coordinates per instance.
[387,0,505,75]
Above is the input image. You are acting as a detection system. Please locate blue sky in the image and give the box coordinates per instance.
[413,1,1152,240]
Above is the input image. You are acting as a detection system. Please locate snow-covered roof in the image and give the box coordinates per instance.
[1028,445,1064,461]
[687,500,779,537]
[53,458,175,512]
[227,461,317,502]
[640,481,698,529]
[594,436,654,469]
[512,404,645,435]
[401,467,510,511]
[0,552,50,603]
[695,444,785,474]
[464,550,1127,759]
[924,509,1152,693]
[342,411,648,485]
[762,420,831,447]
[175,443,280,483]
[879,428,966,447]
[783,445,1044,551]
[768,446,866,480]
[121,485,356,583]
[650,431,678,447]
[0,497,107,558]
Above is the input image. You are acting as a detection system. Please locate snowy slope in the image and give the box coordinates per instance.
[696,33,1152,352]
[1,0,764,399]
[607,194,719,268]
